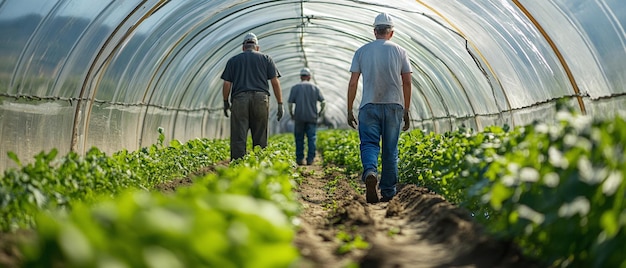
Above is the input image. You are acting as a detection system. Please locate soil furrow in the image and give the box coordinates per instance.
[293,163,540,268]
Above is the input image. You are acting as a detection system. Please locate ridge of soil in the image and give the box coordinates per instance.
[0,159,542,268]
[292,161,540,268]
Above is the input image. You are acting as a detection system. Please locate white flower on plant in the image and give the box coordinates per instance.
[519,167,539,183]
[548,146,568,169]
[578,157,605,185]
[502,163,521,186]
[502,175,517,187]
[602,171,623,196]
[558,196,590,217]
[563,134,576,147]
[550,125,564,141]
[571,115,593,132]
[535,123,549,134]
[556,111,593,132]
[555,111,573,122]
[465,155,481,165]
[507,162,520,174]
[563,134,591,151]
[517,204,545,225]
[543,172,560,188]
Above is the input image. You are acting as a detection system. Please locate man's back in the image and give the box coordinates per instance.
[351,39,410,108]
[221,50,279,96]
[289,81,323,123]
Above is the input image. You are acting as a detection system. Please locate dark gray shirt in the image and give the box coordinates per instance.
[288,81,325,123]
[221,50,281,98]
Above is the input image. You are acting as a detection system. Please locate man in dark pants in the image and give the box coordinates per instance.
[347,13,412,203]
[288,67,325,165]
[221,32,284,161]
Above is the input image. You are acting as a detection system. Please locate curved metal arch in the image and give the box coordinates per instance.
[71,0,168,153]
[512,0,586,115]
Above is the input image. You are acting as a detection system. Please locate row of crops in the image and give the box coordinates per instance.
[1,131,302,267]
[318,105,626,267]
[1,105,625,267]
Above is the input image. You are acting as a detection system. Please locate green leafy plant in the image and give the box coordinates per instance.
[0,129,229,231]
[21,190,299,268]
[318,130,362,174]
[318,107,626,267]
[17,132,303,267]
[336,230,369,254]
[470,112,626,267]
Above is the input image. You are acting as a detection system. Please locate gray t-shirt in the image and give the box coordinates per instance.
[221,50,281,98]
[349,39,411,109]
[288,81,325,123]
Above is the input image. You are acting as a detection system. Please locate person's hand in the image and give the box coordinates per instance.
[402,109,410,131]
[347,110,357,129]
[277,103,284,121]
[223,100,230,117]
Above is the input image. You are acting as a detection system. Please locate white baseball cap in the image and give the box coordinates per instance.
[243,32,258,44]
[300,67,311,76]
[373,12,394,27]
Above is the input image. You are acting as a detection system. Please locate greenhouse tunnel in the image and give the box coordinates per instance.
[0,0,625,173]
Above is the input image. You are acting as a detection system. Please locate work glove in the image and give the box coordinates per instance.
[318,102,326,117]
[347,110,357,129]
[318,110,324,118]
[223,100,230,117]
[277,103,284,121]
[402,109,410,131]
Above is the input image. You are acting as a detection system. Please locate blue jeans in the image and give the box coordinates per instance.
[294,121,317,163]
[358,103,403,199]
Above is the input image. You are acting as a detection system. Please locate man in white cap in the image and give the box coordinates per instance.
[287,67,326,165]
[221,32,284,161]
[347,12,412,203]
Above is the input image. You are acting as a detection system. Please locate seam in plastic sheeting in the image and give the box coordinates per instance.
[415,0,514,130]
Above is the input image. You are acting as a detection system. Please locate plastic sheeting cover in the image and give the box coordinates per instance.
[0,0,625,172]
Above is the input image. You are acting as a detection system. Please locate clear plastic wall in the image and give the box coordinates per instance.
[1,0,625,172]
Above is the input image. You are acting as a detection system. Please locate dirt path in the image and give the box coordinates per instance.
[293,161,540,268]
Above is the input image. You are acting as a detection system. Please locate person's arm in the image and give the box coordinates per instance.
[401,72,411,131]
[270,77,282,103]
[347,72,360,112]
[317,86,326,117]
[347,72,360,128]
[401,72,411,109]
[271,77,284,121]
[222,81,232,101]
[222,81,232,117]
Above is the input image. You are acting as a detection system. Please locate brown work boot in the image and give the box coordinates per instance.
[365,172,379,203]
